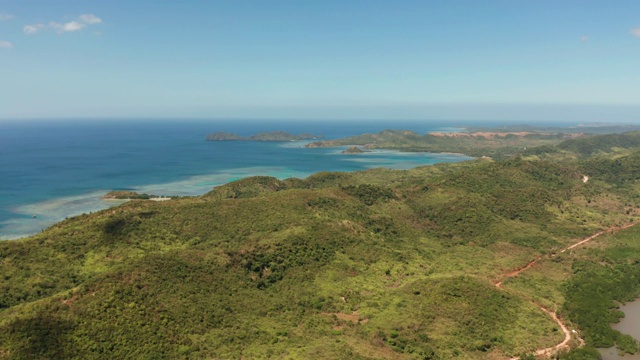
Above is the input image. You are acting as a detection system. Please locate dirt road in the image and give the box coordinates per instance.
[498,222,637,359]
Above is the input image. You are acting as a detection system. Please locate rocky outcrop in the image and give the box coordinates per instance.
[341,146,366,154]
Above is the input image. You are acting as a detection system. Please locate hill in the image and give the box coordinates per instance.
[305,129,580,159]
[305,127,640,160]
[1,133,640,359]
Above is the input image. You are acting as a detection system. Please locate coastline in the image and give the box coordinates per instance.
[0,121,477,241]
[332,145,472,157]
[0,150,473,240]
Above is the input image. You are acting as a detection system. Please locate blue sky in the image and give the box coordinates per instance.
[0,1,639,121]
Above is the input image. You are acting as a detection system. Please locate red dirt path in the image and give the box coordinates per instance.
[497,222,637,359]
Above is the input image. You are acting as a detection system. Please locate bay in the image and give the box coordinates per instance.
[0,119,476,240]
[600,299,640,360]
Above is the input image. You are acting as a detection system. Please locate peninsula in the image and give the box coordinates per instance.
[304,127,640,160]
[102,190,171,201]
[206,131,323,142]
[305,125,640,160]
[102,190,158,200]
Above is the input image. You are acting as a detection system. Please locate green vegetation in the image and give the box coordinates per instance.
[306,126,640,160]
[562,224,640,354]
[102,190,159,200]
[581,149,640,187]
[341,146,366,154]
[305,129,576,158]
[2,131,640,359]
[559,131,640,157]
[464,124,640,135]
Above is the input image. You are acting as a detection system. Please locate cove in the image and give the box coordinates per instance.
[599,299,640,360]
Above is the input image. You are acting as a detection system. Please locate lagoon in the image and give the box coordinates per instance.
[0,119,474,240]
[600,299,640,360]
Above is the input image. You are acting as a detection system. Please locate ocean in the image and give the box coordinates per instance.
[0,119,479,240]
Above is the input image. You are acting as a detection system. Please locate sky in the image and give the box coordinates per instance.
[0,0,639,122]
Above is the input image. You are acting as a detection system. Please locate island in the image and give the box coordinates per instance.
[305,128,616,159]
[206,131,323,142]
[102,190,171,201]
[305,125,640,160]
[340,146,366,154]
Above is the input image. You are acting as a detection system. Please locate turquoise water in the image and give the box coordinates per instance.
[0,119,477,239]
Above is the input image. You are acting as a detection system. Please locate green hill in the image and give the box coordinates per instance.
[305,129,577,159]
[558,131,640,156]
[1,133,640,359]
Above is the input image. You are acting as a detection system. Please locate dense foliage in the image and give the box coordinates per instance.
[562,224,640,354]
[559,132,640,157]
[306,129,578,158]
[1,131,640,359]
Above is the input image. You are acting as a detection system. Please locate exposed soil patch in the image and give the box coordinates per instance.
[428,131,585,140]
[322,311,369,324]
[494,258,541,288]
[429,132,541,139]
[62,294,79,307]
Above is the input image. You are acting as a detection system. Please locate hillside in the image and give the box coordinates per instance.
[1,133,640,359]
[304,129,579,159]
[305,127,640,160]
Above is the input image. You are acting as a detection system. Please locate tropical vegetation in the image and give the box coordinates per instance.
[1,130,640,359]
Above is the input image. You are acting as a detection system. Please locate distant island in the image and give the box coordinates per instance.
[304,125,640,159]
[340,146,366,154]
[305,129,590,159]
[102,190,171,201]
[206,131,323,142]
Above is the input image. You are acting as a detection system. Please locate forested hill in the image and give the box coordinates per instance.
[305,129,578,158]
[557,131,640,156]
[304,127,640,160]
[1,133,640,359]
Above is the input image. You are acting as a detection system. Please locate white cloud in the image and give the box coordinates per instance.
[79,14,102,25]
[50,20,86,33]
[580,35,589,42]
[25,14,103,34]
[52,14,102,33]
[0,40,13,48]
[631,27,640,38]
[24,23,45,34]
[0,13,14,21]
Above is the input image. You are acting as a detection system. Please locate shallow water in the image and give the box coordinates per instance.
[613,300,640,339]
[599,299,640,360]
[600,348,640,360]
[0,119,476,240]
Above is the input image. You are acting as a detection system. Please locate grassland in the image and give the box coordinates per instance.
[304,129,578,159]
[1,131,640,359]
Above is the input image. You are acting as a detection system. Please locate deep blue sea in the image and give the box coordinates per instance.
[0,118,535,239]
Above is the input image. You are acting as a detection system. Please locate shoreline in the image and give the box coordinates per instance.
[332,145,472,158]
[102,197,173,202]
[1,153,473,240]
[0,122,485,241]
